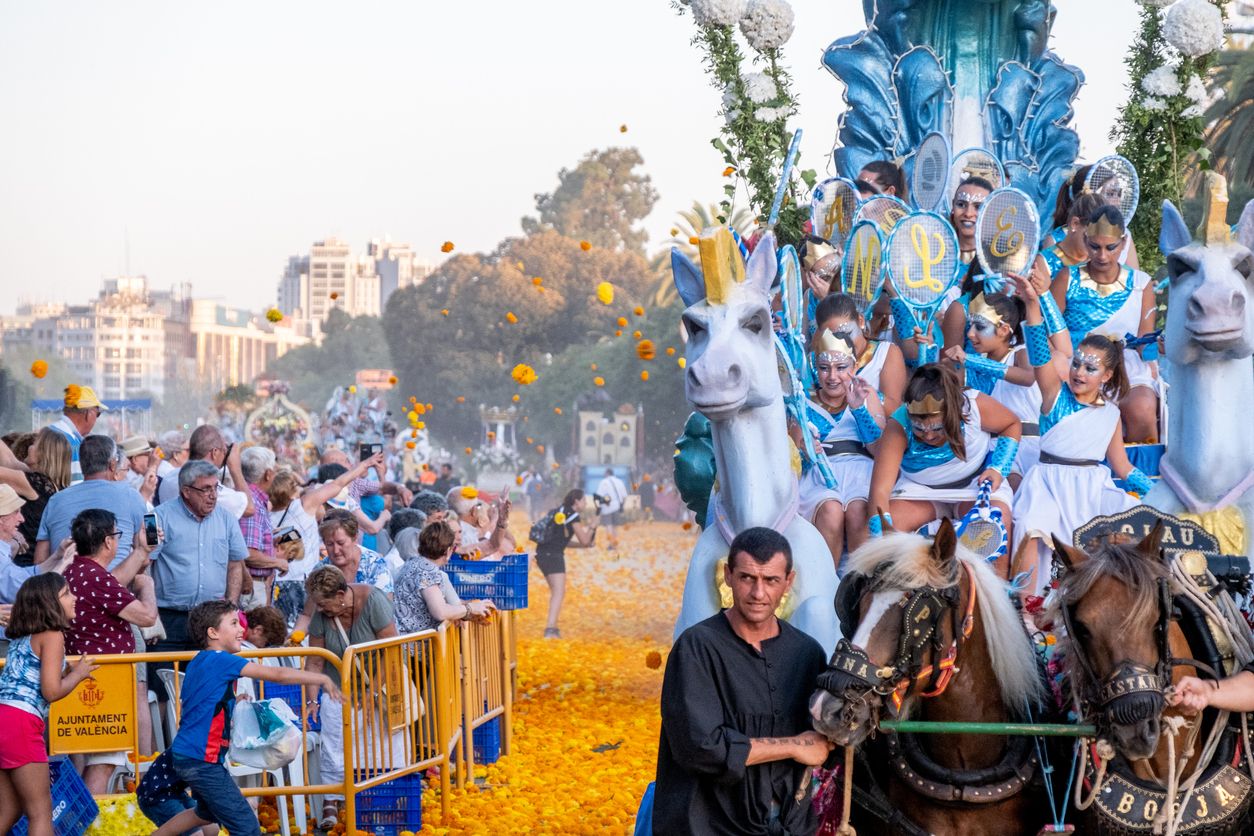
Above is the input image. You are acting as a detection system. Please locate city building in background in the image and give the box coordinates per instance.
[276,235,431,325]
[1,275,308,401]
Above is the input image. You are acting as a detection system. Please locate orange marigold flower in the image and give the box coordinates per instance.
[414,403,426,415]
[636,339,656,361]
[511,364,538,385]
[461,486,479,499]
[387,375,398,385]
[456,395,466,403]
[441,308,449,316]
[666,346,676,356]
[632,330,642,339]
[536,444,545,454]
[329,292,339,300]
[415,421,425,429]
[441,241,455,253]
[516,475,524,486]
[633,306,644,316]
[616,317,628,327]
[615,329,623,337]
[554,407,563,415]
[551,462,559,469]
[595,282,614,305]
[723,166,736,177]
[532,276,543,286]
[426,403,433,411]
[506,312,518,324]
[526,437,534,444]
[688,236,699,245]
[590,363,598,371]
[640,370,649,381]
[512,394,520,402]
[579,240,592,251]
[29,360,48,379]
[645,651,662,669]
[619,124,628,133]
[405,441,416,449]
[265,308,283,323]
[593,376,605,386]
[465,446,473,454]
[678,357,687,368]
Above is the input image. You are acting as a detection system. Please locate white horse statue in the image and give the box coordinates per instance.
[1146,172,1254,560]
[671,228,841,656]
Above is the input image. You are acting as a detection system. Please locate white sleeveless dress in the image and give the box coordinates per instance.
[890,390,1014,509]
[986,347,1044,476]
[1012,385,1135,552]
[1062,265,1154,389]
[798,341,891,518]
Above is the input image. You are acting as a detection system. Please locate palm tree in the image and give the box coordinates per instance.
[1205,48,1254,188]
[648,202,754,307]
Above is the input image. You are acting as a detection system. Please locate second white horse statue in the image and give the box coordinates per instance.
[670,227,841,656]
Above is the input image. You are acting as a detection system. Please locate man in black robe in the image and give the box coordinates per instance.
[654,527,831,835]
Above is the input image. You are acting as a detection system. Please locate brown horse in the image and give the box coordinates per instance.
[1050,526,1252,834]
[810,520,1048,835]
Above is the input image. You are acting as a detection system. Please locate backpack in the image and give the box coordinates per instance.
[529,510,563,546]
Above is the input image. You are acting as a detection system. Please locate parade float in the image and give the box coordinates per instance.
[243,380,314,468]
[655,0,1254,834]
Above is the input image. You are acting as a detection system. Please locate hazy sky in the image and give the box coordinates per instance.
[0,1,1139,316]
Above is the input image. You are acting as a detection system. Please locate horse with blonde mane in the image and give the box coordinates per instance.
[810,520,1048,834]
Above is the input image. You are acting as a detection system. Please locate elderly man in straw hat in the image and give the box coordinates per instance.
[46,384,109,485]
[120,436,158,504]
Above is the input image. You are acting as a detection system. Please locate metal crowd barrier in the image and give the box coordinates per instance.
[9,615,518,830]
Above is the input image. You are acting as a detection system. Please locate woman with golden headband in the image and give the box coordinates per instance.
[790,294,902,568]
[1011,276,1146,599]
[866,363,1022,576]
[1047,205,1159,442]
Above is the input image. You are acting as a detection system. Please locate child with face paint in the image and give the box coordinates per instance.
[942,292,1043,488]
[790,295,904,570]
[1049,205,1159,442]
[867,364,1022,577]
[1012,276,1149,597]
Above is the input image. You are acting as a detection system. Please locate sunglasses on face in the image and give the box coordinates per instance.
[1084,237,1122,253]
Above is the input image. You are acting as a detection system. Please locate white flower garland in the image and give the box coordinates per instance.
[754,105,790,122]
[1138,0,1174,7]
[1163,0,1225,57]
[691,0,746,28]
[739,0,795,51]
[1141,96,1169,112]
[1141,65,1183,97]
[1184,74,1208,105]
[741,71,779,104]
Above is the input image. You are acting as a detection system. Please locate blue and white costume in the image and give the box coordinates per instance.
[797,341,891,519]
[1012,385,1134,552]
[889,390,1014,510]
[1061,264,1154,388]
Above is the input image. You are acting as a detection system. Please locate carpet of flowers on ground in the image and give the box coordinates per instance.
[83,518,692,835]
[418,519,691,835]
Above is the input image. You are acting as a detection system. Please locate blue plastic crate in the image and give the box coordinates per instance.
[11,756,98,836]
[356,771,423,836]
[473,717,501,764]
[258,681,321,731]
[445,553,529,610]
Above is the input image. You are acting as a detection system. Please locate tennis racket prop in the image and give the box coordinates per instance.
[811,177,859,247]
[853,194,911,236]
[840,220,886,317]
[886,211,960,351]
[776,245,837,490]
[954,479,1008,563]
[947,147,1006,206]
[911,131,951,213]
[1085,155,1140,226]
[974,187,1041,291]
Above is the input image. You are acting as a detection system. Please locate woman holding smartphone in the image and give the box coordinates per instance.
[532,490,597,639]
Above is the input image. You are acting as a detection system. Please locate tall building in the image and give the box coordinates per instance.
[276,236,429,325]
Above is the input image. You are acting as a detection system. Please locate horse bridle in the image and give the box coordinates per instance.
[1061,576,1175,722]
[818,562,977,719]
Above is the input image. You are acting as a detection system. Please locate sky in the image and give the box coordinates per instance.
[0,1,1141,316]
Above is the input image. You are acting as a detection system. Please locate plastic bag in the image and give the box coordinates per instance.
[229,698,302,770]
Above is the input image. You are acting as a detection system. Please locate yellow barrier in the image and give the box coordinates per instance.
[5,617,516,831]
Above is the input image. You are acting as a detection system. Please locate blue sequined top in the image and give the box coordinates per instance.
[891,406,960,472]
[1062,265,1134,348]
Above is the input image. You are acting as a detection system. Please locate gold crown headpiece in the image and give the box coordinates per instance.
[906,393,945,415]
[1086,213,1125,240]
[802,240,837,271]
[813,329,856,361]
[968,292,1004,327]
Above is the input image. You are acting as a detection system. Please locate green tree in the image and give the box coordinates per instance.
[522,148,659,254]
[382,230,658,450]
[1206,48,1254,188]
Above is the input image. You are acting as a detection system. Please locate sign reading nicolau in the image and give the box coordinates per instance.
[49,664,136,755]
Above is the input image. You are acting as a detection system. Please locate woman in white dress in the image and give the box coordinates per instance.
[792,294,904,568]
[942,292,1043,488]
[1049,205,1158,442]
[1012,275,1153,596]
[868,364,1022,575]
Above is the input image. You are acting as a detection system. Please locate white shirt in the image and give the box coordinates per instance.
[217,484,249,520]
[596,475,628,515]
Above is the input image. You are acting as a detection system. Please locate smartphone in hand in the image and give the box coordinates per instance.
[359,442,383,462]
[143,512,160,547]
